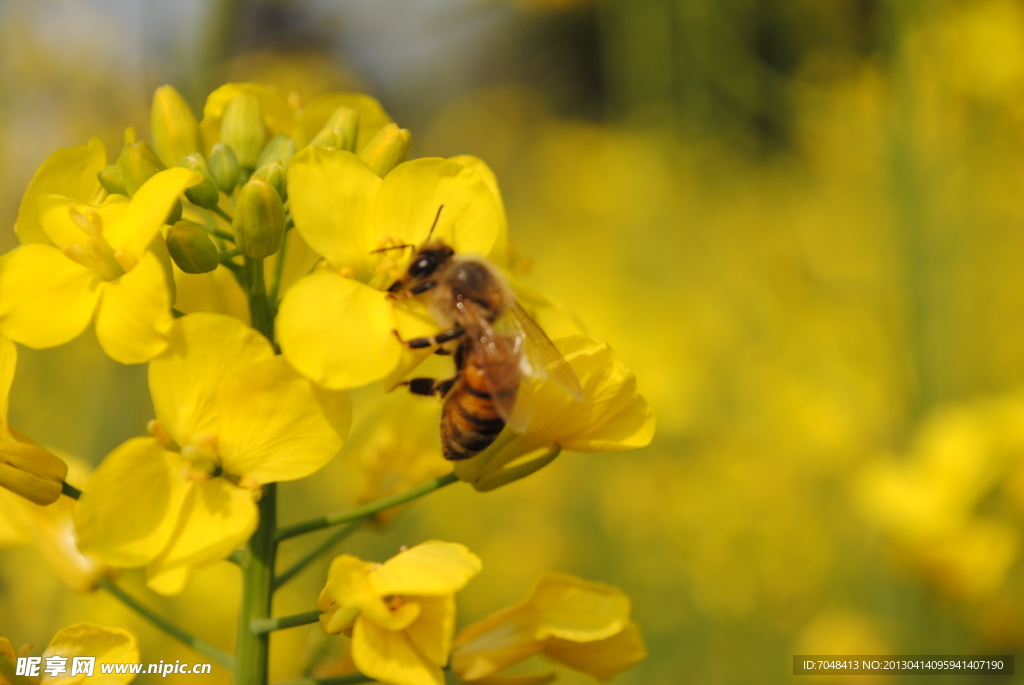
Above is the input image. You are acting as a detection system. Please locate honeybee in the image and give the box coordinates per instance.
[383,206,584,461]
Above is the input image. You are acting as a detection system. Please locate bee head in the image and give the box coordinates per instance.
[386,242,455,293]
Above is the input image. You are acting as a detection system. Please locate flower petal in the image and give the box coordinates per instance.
[373,158,501,258]
[149,313,274,446]
[0,490,31,547]
[528,573,631,642]
[370,540,482,597]
[16,138,106,245]
[0,335,15,439]
[278,271,401,389]
[199,83,298,152]
[75,437,184,567]
[450,605,543,681]
[0,245,102,349]
[287,146,380,275]
[105,168,201,261]
[542,622,647,682]
[448,155,508,266]
[218,356,351,483]
[94,251,173,364]
[352,617,444,685]
[37,194,128,251]
[298,92,394,151]
[172,263,250,324]
[42,623,139,685]
[145,477,258,596]
[404,595,455,666]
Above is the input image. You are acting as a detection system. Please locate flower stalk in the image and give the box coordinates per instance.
[235,483,276,685]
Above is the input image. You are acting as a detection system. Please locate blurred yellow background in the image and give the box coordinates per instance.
[5,0,1024,682]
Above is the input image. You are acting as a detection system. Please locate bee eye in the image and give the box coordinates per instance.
[416,258,429,269]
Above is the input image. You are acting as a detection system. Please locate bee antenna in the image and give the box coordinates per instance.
[425,204,444,242]
[371,243,415,254]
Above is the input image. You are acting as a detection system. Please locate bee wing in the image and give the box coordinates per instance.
[505,301,584,402]
[454,300,530,433]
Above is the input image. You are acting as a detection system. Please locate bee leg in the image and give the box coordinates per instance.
[403,377,457,397]
[410,280,437,295]
[434,347,453,356]
[393,328,464,350]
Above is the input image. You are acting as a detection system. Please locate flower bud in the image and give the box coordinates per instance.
[309,126,347,151]
[252,162,286,200]
[179,153,221,209]
[324,106,359,152]
[358,123,411,177]
[151,84,200,167]
[166,221,219,274]
[209,143,241,192]
[165,199,183,225]
[234,177,285,259]
[256,132,296,168]
[0,440,68,505]
[97,164,128,196]
[117,140,166,197]
[220,94,266,170]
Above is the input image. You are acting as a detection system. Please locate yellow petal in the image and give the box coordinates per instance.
[0,245,102,349]
[0,490,32,546]
[42,623,139,685]
[75,437,184,567]
[528,573,630,642]
[373,158,500,258]
[448,155,508,266]
[149,313,274,447]
[0,637,14,663]
[278,271,401,389]
[145,477,258,596]
[0,441,68,505]
[105,168,201,261]
[542,622,647,682]
[200,83,297,152]
[298,92,394,150]
[172,263,250,324]
[352,618,444,685]
[0,336,16,439]
[404,595,455,667]
[324,554,422,631]
[287,146,380,275]
[16,138,106,245]
[37,194,128,252]
[217,356,351,483]
[450,605,542,681]
[94,251,173,364]
[370,540,482,597]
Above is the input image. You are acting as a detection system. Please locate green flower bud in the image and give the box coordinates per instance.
[209,143,241,192]
[324,106,359,152]
[118,140,166,196]
[166,199,183,225]
[180,153,221,209]
[310,126,347,151]
[220,94,266,170]
[234,177,285,259]
[252,162,286,201]
[151,84,200,167]
[166,221,219,274]
[358,123,411,177]
[98,164,128,196]
[256,132,296,169]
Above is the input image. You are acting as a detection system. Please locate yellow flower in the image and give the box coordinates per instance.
[198,83,393,154]
[1,623,139,685]
[318,540,482,685]
[450,573,647,683]
[0,138,201,364]
[277,147,504,389]
[74,313,351,595]
[454,336,655,491]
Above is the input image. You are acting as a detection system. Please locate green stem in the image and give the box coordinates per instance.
[60,481,82,500]
[274,522,359,590]
[97,578,233,669]
[268,228,289,307]
[247,257,274,343]
[236,483,277,685]
[277,675,375,685]
[251,609,322,635]
[276,473,459,542]
[211,205,234,225]
[196,218,234,243]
